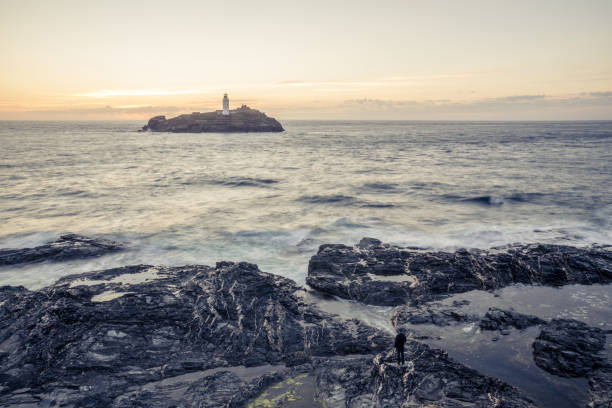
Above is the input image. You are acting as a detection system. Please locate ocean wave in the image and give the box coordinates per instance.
[298,194,356,204]
[463,196,506,206]
[410,182,448,191]
[360,182,400,192]
[298,194,395,208]
[57,189,90,197]
[4,206,27,212]
[186,177,280,188]
[505,192,547,203]
[442,193,548,206]
[360,203,395,208]
[1,219,609,290]
[331,218,370,229]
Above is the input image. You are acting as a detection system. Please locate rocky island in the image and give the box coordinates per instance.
[141,94,284,133]
[0,236,611,407]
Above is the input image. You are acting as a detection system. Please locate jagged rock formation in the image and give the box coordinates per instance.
[311,349,534,407]
[0,234,125,266]
[0,262,388,406]
[307,238,612,306]
[111,365,312,408]
[142,106,284,133]
[1,236,610,407]
[0,261,537,407]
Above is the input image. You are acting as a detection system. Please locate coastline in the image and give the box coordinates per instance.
[1,235,610,407]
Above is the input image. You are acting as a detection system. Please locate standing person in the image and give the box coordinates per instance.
[395,328,407,365]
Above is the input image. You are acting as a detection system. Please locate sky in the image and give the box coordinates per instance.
[0,0,611,120]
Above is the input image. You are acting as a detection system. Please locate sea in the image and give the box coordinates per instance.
[1,120,611,289]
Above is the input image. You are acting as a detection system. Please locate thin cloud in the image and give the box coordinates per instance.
[277,80,380,87]
[4,91,611,120]
[331,92,612,120]
[377,71,496,81]
[343,92,612,110]
[8,105,189,120]
[278,71,497,88]
[489,95,546,103]
[589,91,612,97]
[344,98,452,108]
[77,90,204,98]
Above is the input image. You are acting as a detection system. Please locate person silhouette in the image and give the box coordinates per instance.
[394,329,406,365]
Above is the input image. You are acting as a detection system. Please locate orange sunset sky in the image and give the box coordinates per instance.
[1,0,611,120]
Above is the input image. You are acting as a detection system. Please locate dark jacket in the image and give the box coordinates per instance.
[394,333,406,349]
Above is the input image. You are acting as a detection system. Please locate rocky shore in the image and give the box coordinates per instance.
[307,237,612,306]
[141,106,284,133]
[0,234,126,266]
[0,236,610,407]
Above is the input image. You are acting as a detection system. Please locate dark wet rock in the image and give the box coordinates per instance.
[165,365,311,408]
[0,234,126,266]
[357,237,384,249]
[532,319,612,407]
[239,370,323,408]
[143,105,284,133]
[532,319,606,378]
[452,299,471,307]
[247,350,535,407]
[0,260,542,407]
[0,285,29,300]
[392,300,553,337]
[307,238,612,306]
[0,262,389,406]
[220,367,313,408]
[310,345,534,407]
[392,303,545,341]
[479,307,546,331]
[588,365,612,408]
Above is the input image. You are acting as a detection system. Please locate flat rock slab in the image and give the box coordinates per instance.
[0,234,126,266]
[480,307,547,331]
[532,318,611,407]
[392,303,546,334]
[306,237,612,306]
[533,318,607,378]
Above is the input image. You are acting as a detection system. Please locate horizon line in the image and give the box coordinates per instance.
[1,118,611,123]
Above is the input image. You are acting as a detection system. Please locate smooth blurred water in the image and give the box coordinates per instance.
[0,120,611,289]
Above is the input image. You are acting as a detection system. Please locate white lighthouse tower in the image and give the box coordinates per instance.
[222,93,230,115]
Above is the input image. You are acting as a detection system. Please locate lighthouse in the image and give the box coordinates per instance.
[222,93,230,115]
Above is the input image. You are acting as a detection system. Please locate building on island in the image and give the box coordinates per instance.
[222,93,230,115]
[215,94,250,116]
